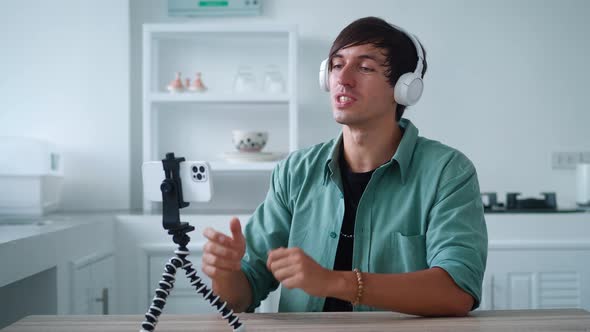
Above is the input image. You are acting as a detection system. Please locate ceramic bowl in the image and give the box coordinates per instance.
[232,130,268,152]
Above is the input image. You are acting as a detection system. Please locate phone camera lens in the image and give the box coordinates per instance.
[192,166,198,173]
[196,173,203,180]
[199,166,205,173]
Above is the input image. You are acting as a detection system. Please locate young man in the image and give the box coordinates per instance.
[202,17,487,316]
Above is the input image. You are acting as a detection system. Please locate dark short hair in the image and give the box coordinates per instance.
[329,16,428,121]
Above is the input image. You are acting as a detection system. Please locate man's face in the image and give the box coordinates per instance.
[329,43,396,126]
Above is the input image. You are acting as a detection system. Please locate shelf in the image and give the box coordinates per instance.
[209,161,277,171]
[145,23,295,36]
[142,23,298,212]
[149,92,291,104]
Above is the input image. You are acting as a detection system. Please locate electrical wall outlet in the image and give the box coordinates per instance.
[552,151,590,169]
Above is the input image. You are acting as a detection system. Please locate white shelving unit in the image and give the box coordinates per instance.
[149,92,291,103]
[142,23,298,210]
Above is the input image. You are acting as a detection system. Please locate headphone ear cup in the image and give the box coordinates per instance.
[394,72,424,106]
[319,58,330,92]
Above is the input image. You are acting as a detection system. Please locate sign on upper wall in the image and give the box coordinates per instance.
[168,0,262,17]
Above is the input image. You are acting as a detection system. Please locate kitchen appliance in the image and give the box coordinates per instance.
[0,137,64,217]
[506,192,557,211]
[481,192,560,212]
[577,163,590,208]
[481,192,501,211]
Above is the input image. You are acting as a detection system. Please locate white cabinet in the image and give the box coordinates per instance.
[481,243,590,311]
[0,214,115,321]
[481,213,590,311]
[71,252,115,315]
[142,24,298,211]
[117,213,590,314]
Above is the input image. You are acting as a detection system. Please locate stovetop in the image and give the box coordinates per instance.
[481,192,584,213]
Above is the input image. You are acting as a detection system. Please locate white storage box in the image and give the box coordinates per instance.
[0,137,64,216]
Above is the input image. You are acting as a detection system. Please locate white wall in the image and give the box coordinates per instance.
[0,0,130,211]
[2,0,587,212]
[130,0,590,211]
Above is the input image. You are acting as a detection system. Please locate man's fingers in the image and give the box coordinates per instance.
[202,264,234,279]
[202,227,229,244]
[202,253,242,271]
[267,254,295,272]
[203,227,241,249]
[267,247,290,261]
[203,242,241,261]
[267,247,299,271]
[271,264,297,282]
[229,217,245,244]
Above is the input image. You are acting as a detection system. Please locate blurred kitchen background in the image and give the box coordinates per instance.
[1,0,590,329]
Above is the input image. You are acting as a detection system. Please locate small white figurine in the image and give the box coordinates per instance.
[167,72,184,93]
[188,72,207,92]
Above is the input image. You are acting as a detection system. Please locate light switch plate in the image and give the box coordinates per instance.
[552,151,590,169]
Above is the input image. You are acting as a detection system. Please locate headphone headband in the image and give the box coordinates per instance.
[390,25,424,77]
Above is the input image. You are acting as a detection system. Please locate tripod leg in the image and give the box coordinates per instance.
[140,256,182,332]
[176,247,245,332]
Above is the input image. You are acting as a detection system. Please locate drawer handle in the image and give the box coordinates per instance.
[95,288,109,315]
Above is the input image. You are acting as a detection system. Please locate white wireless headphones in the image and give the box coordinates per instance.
[319,25,425,107]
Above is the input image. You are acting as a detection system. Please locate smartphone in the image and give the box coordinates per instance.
[142,161,213,202]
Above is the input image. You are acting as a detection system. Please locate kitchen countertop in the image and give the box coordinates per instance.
[485,208,587,213]
[1,210,588,288]
[1,207,586,245]
[0,210,242,289]
[3,309,590,331]
[0,211,123,288]
[0,210,137,245]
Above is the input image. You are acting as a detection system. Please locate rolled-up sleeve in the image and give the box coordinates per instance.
[426,153,488,310]
[241,161,292,312]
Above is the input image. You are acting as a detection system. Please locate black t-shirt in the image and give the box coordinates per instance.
[323,149,374,312]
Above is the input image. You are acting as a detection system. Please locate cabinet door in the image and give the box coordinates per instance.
[89,255,114,314]
[70,253,114,315]
[71,264,92,315]
[481,246,590,310]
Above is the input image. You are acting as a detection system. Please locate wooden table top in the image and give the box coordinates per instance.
[3,309,590,331]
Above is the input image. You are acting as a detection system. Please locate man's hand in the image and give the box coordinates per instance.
[202,217,246,279]
[201,217,252,312]
[266,247,333,298]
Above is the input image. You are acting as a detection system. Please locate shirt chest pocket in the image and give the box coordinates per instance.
[371,232,428,273]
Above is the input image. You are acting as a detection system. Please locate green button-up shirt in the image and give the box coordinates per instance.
[241,119,488,312]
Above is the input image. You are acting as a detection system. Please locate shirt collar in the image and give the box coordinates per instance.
[323,134,343,185]
[323,118,419,185]
[392,118,419,184]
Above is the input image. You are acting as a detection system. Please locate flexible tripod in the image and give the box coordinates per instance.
[140,153,244,332]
